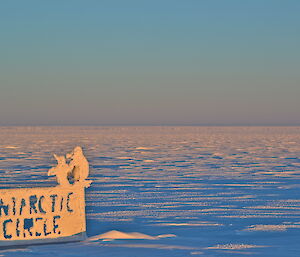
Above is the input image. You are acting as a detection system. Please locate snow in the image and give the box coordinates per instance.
[0,126,300,256]
[88,230,176,241]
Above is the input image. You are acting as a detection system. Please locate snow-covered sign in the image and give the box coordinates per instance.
[0,147,92,246]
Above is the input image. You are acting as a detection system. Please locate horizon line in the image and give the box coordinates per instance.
[0,124,300,127]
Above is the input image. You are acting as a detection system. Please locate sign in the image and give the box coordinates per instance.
[0,185,85,241]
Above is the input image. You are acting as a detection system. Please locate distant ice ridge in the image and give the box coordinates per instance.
[205,244,267,250]
[245,223,300,231]
[88,230,176,241]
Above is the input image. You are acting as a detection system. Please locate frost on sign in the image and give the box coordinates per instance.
[0,146,92,245]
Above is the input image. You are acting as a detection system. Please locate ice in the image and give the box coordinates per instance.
[0,126,300,256]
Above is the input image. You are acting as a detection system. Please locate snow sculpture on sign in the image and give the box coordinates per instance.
[48,146,92,188]
[48,154,72,187]
[67,146,89,182]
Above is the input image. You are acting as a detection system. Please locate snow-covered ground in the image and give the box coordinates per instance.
[1,126,300,256]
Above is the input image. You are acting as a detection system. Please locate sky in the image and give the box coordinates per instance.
[0,0,299,126]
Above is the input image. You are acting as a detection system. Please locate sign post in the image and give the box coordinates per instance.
[0,146,92,246]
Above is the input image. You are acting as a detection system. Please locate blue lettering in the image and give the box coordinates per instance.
[50,194,58,212]
[67,192,74,213]
[38,196,46,214]
[0,199,9,216]
[35,217,43,236]
[60,197,64,211]
[12,197,16,215]
[23,218,33,237]
[29,195,38,214]
[53,215,61,234]
[19,198,26,215]
[43,219,51,236]
[16,218,20,237]
[3,219,12,239]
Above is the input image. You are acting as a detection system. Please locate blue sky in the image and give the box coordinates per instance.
[0,0,299,125]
